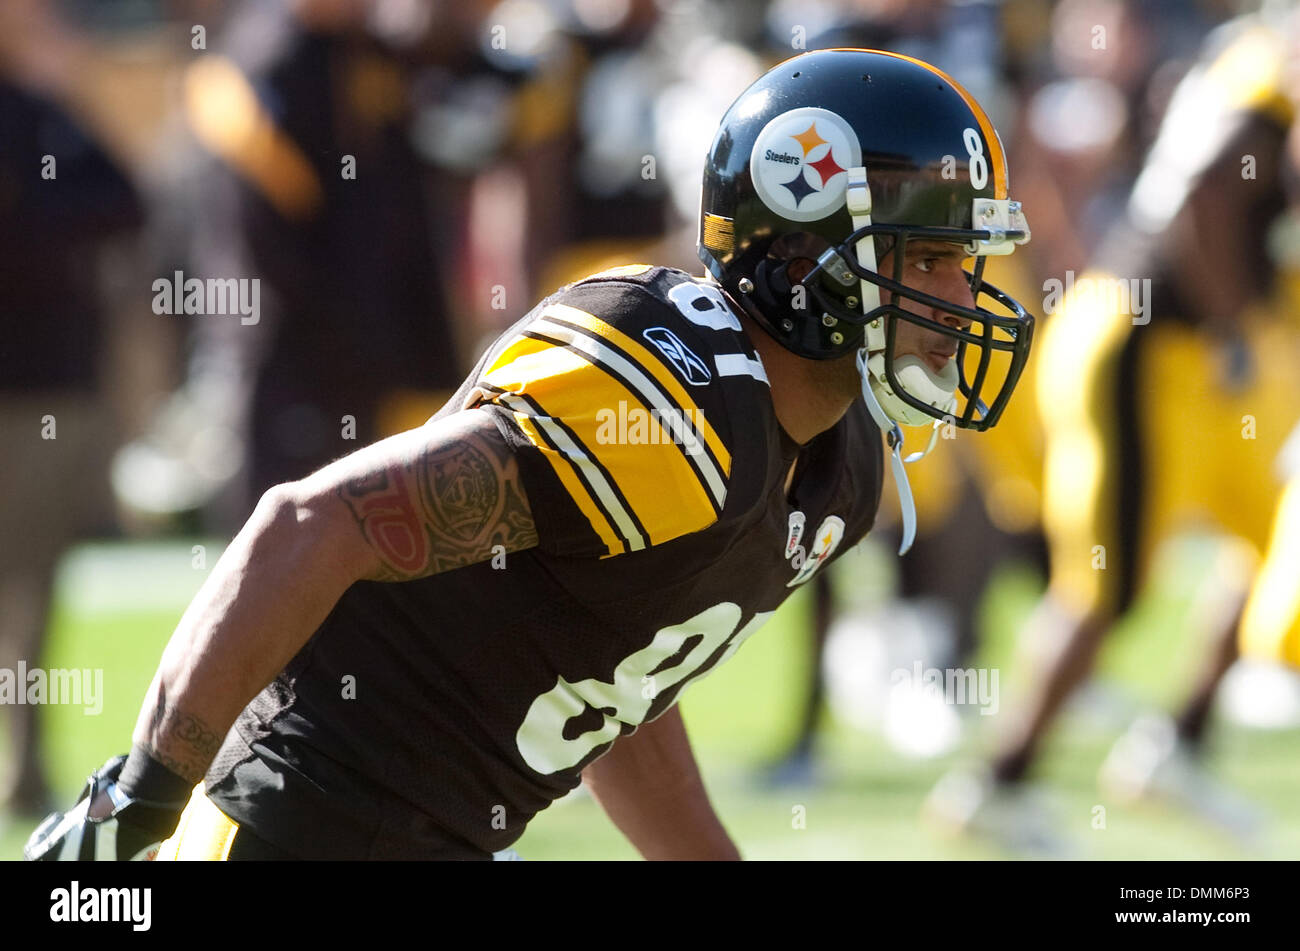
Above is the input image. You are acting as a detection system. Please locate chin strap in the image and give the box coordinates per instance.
[845,166,882,330]
[856,348,943,556]
[847,165,930,556]
[903,422,942,464]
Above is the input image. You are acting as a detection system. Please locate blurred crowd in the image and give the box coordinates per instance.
[3,0,1299,853]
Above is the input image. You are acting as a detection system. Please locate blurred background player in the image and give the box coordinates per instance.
[0,0,143,818]
[1237,423,1300,673]
[1230,12,1300,685]
[927,6,1300,853]
[111,0,721,530]
[111,0,477,529]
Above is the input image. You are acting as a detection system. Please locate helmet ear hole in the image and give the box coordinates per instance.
[767,261,792,295]
[786,258,816,284]
[753,258,791,314]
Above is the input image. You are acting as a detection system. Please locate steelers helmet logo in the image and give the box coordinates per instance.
[749,107,862,223]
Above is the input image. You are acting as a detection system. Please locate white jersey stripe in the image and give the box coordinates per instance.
[533,311,728,510]
[714,353,769,384]
[497,392,647,552]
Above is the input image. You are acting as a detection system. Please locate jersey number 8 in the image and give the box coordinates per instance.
[515,602,770,774]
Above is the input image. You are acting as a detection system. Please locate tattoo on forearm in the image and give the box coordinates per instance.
[337,426,538,581]
[145,685,222,784]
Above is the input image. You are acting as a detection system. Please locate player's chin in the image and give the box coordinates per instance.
[923,351,956,375]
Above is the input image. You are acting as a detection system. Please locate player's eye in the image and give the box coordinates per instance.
[914,257,939,273]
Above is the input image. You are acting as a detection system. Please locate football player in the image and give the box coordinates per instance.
[1235,8,1300,676]
[26,48,1033,861]
[926,13,1300,852]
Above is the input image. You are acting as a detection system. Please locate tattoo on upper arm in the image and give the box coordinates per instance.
[146,685,222,785]
[337,422,539,582]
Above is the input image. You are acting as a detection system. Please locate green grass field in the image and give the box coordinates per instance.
[3,535,1298,860]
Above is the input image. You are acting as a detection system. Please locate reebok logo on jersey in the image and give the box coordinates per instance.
[643,327,711,386]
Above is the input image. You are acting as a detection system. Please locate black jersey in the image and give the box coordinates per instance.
[205,265,884,858]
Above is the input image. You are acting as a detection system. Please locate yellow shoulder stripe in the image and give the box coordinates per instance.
[482,337,724,554]
[542,303,732,475]
[507,409,627,556]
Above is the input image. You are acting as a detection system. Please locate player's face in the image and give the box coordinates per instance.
[878,240,975,375]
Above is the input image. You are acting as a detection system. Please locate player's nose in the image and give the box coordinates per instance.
[930,264,975,330]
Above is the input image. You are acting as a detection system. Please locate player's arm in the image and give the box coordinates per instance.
[27,408,535,857]
[582,705,741,861]
[132,408,537,785]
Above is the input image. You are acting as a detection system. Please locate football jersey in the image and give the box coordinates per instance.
[205,265,884,858]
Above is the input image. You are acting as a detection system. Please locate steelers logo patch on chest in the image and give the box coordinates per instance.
[787,515,845,587]
[749,107,862,223]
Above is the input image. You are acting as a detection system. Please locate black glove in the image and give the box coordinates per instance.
[24,752,191,861]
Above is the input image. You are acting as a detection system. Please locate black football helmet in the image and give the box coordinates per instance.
[698,48,1034,433]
